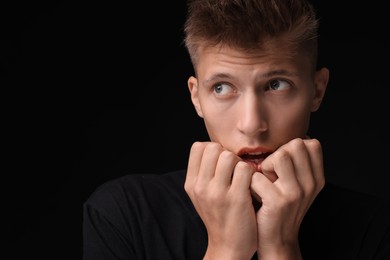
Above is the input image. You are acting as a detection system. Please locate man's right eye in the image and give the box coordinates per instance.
[213,83,234,96]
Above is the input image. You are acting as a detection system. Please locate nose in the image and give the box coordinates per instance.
[237,92,268,136]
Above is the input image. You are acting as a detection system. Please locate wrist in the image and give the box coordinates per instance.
[203,246,255,260]
[257,242,302,260]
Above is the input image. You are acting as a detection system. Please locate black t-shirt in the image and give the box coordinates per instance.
[82,169,390,260]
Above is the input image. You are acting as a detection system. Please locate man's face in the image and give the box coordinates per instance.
[188,44,328,168]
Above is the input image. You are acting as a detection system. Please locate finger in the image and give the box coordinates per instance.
[185,141,208,190]
[304,138,325,193]
[230,161,255,192]
[214,150,242,187]
[284,138,315,195]
[261,148,299,193]
[250,171,278,202]
[197,142,224,185]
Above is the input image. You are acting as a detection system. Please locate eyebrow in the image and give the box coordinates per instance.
[203,70,298,85]
[260,69,298,79]
[203,73,234,85]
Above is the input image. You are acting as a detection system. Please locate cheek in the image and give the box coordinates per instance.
[272,102,312,137]
[202,107,237,142]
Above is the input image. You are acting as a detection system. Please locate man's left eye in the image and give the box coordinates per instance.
[269,79,290,91]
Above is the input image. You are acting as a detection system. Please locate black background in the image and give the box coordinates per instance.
[2,1,389,259]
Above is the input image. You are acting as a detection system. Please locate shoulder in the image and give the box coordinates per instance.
[313,182,390,214]
[83,169,190,217]
[306,182,390,226]
[82,169,206,259]
[301,182,390,259]
[85,169,187,203]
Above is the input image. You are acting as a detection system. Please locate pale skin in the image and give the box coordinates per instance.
[184,42,329,259]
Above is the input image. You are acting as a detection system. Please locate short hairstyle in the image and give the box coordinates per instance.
[184,0,319,69]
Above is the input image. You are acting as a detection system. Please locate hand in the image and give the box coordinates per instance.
[185,141,258,260]
[250,138,325,259]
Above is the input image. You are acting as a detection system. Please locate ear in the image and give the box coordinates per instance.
[188,76,204,118]
[311,67,329,112]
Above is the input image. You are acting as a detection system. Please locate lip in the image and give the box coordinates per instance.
[237,146,274,172]
[237,146,274,156]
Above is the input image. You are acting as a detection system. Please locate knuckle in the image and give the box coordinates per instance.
[190,141,205,153]
[235,160,253,172]
[219,150,237,162]
[206,142,222,151]
[290,138,306,152]
[317,175,326,190]
[184,180,193,194]
[305,182,316,196]
[203,142,223,156]
[274,149,290,162]
[193,184,206,197]
[288,189,304,202]
[306,138,323,152]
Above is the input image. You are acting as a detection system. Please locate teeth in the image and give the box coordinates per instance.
[247,152,264,155]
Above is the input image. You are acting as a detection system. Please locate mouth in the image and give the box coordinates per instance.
[239,152,271,172]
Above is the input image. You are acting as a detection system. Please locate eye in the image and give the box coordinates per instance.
[213,83,234,96]
[268,79,291,91]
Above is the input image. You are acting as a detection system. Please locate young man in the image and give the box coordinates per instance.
[83,0,390,259]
